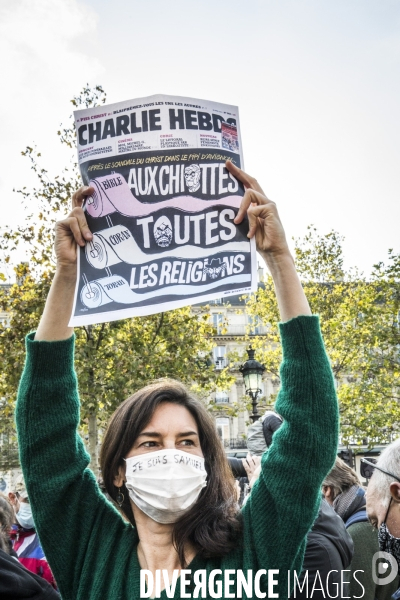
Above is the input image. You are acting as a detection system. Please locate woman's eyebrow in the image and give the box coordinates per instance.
[137,430,199,438]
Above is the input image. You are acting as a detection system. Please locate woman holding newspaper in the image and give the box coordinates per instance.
[16,161,339,599]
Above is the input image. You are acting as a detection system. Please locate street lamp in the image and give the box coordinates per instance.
[240,346,265,422]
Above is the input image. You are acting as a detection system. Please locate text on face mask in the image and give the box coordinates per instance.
[128,453,205,473]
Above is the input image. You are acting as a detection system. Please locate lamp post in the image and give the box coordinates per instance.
[240,347,265,423]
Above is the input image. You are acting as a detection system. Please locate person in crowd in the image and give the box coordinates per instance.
[0,493,17,557]
[323,456,399,599]
[15,161,339,599]
[238,454,261,506]
[0,491,59,599]
[290,497,354,599]
[245,450,354,598]
[8,478,57,589]
[365,440,400,596]
[246,410,283,455]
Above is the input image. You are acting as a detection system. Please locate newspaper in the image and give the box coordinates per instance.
[69,94,257,326]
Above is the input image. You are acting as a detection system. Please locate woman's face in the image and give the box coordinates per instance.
[126,402,204,459]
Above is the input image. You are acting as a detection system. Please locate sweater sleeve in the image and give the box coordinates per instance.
[241,315,339,595]
[15,333,134,598]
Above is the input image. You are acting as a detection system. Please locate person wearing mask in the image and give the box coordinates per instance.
[365,440,400,598]
[8,478,57,589]
[323,456,399,599]
[0,493,18,557]
[15,161,339,599]
[0,492,59,600]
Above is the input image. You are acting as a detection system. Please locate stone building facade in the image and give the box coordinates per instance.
[192,273,278,450]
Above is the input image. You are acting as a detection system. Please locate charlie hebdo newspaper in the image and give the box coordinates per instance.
[69,94,257,326]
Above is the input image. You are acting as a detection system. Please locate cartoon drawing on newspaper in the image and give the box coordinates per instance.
[69,94,257,326]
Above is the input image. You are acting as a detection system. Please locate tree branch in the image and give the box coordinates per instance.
[151,313,164,346]
[96,323,106,351]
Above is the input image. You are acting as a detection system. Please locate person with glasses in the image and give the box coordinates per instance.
[364,441,400,596]
[323,457,399,600]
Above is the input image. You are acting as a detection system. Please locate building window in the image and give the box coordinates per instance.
[248,315,262,335]
[213,346,227,369]
[213,298,223,305]
[212,313,223,334]
[216,417,230,442]
[215,390,229,404]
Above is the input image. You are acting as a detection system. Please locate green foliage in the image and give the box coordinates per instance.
[1,87,107,271]
[0,86,234,470]
[246,226,400,446]
[0,271,232,424]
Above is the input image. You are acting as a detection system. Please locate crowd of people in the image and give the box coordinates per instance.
[1,160,400,599]
[0,479,58,599]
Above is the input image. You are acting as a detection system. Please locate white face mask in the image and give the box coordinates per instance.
[17,502,34,530]
[124,449,207,524]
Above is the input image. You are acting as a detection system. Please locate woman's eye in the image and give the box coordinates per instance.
[181,440,194,446]
[141,441,158,447]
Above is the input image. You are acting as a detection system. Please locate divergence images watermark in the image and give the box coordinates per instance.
[371,551,399,586]
[140,556,399,599]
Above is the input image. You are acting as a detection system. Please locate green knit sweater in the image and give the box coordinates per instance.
[16,315,338,600]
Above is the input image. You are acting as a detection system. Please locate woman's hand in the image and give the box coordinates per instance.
[241,453,261,481]
[225,161,290,263]
[35,186,94,340]
[226,161,311,320]
[54,186,94,270]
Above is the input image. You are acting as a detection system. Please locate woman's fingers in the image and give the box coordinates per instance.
[72,186,94,208]
[225,161,270,225]
[225,162,287,255]
[247,202,277,239]
[71,206,93,243]
[225,160,265,195]
[234,188,270,225]
[64,216,85,247]
[58,207,93,247]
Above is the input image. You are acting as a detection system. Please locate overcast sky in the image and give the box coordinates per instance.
[1,0,399,277]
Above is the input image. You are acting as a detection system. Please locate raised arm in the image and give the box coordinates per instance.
[35,186,93,341]
[226,161,339,596]
[16,187,136,598]
[227,160,311,321]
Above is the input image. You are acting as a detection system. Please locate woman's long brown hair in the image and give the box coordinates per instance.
[100,379,242,565]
